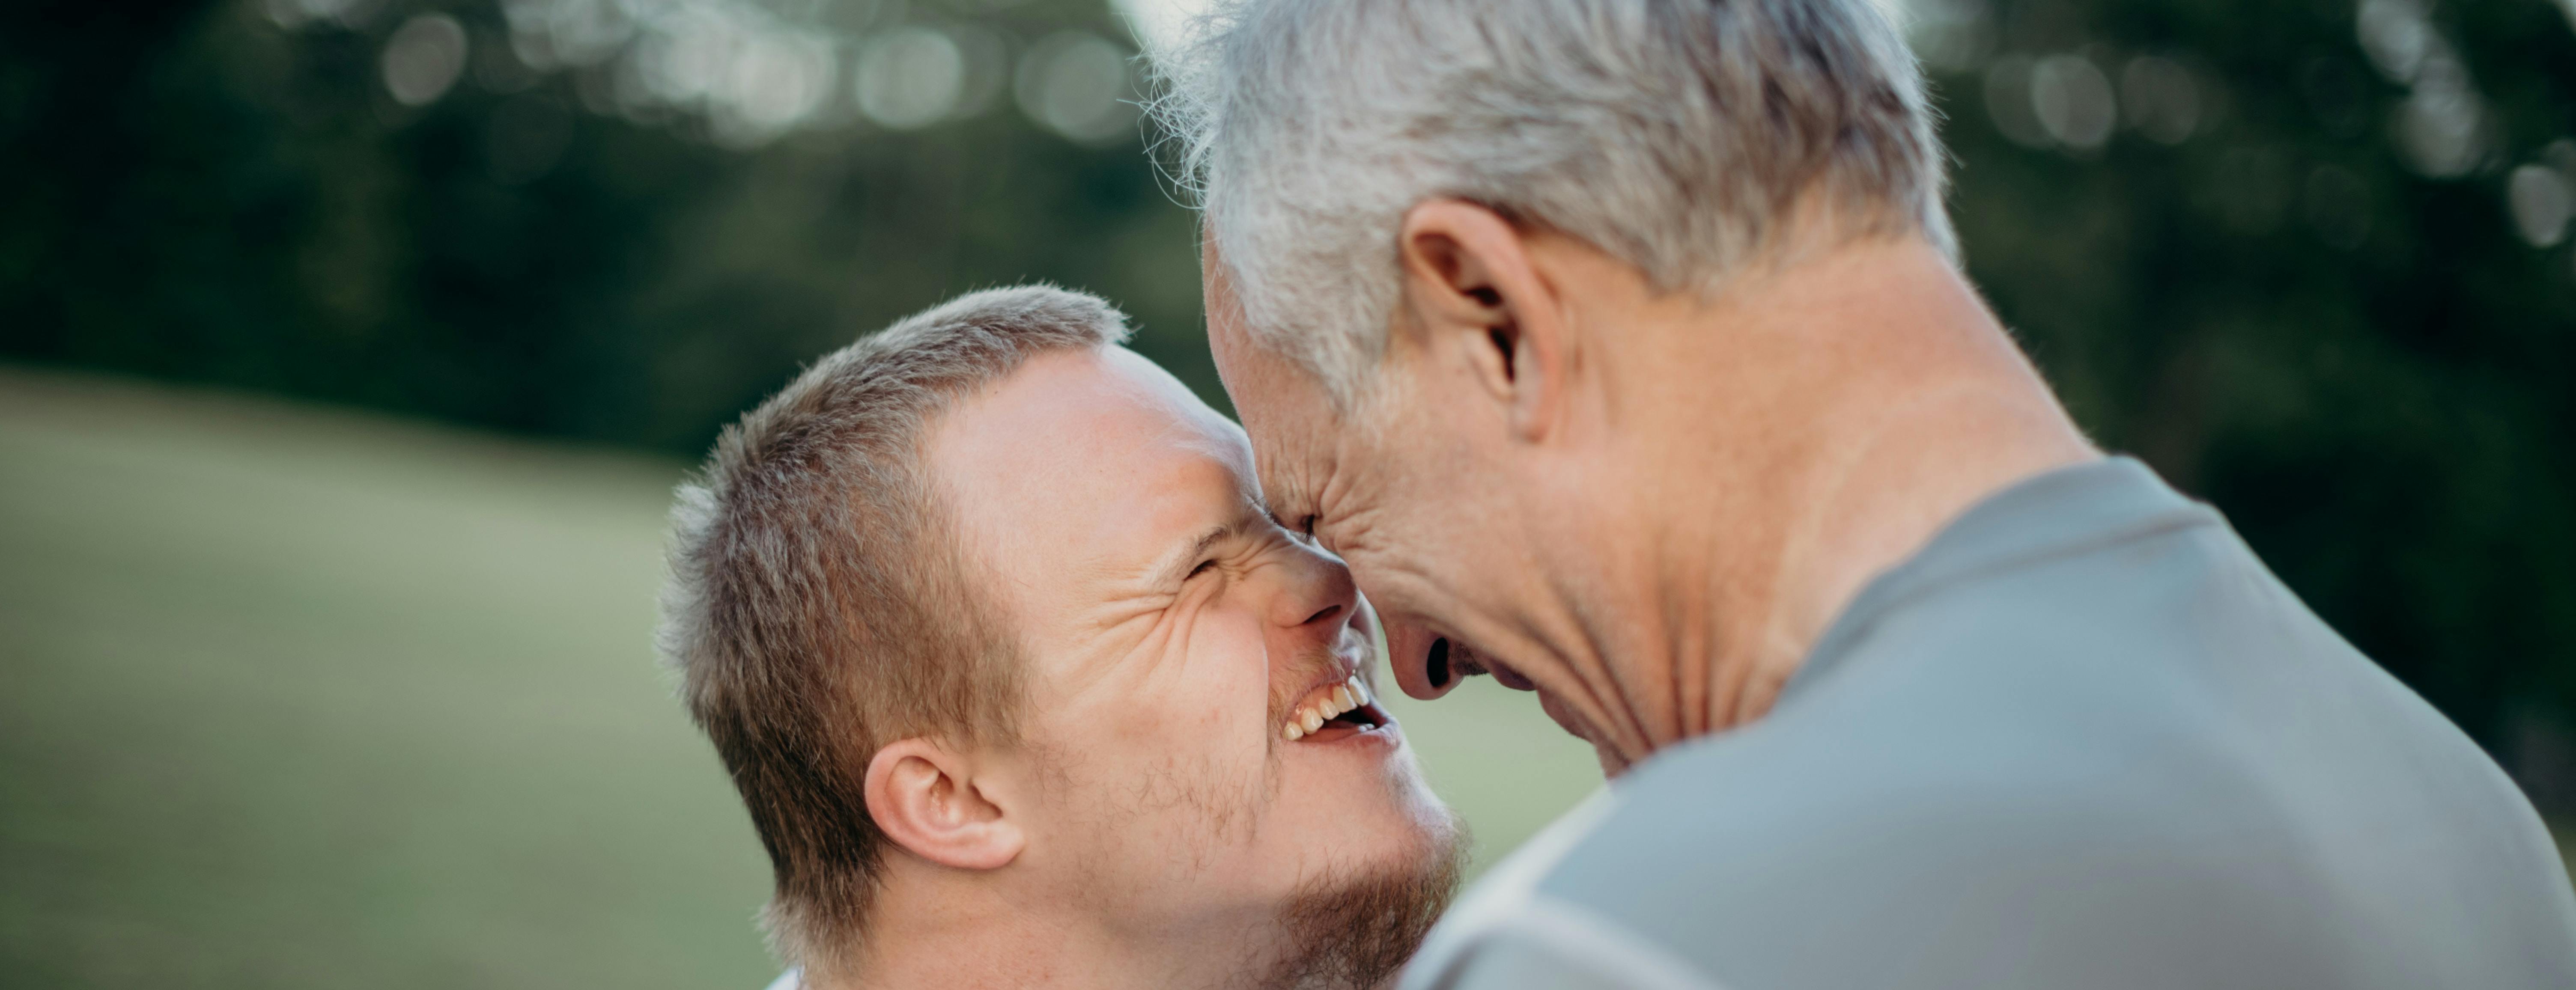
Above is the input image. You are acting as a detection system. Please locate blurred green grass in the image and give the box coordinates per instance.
[0,366,1602,989]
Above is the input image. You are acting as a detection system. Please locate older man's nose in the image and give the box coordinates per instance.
[1386,624,1464,701]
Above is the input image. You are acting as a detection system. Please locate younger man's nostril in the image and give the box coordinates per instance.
[1427,637,1452,688]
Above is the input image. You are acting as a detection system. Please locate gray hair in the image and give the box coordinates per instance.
[658,285,1130,974]
[1149,0,1954,401]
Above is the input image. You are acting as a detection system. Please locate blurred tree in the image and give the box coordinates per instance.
[0,0,1211,455]
[1922,0,2576,790]
[0,0,2571,798]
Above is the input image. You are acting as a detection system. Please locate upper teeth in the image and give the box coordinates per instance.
[1283,675,1374,741]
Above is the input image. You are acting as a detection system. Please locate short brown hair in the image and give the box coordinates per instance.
[658,286,1132,971]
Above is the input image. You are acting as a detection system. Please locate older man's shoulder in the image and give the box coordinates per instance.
[1410,669,2575,990]
[1415,734,2366,990]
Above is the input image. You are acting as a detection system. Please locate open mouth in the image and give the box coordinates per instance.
[1282,674,1392,743]
[1423,634,1528,691]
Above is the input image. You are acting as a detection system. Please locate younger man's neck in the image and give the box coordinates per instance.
[817,874,1282,990]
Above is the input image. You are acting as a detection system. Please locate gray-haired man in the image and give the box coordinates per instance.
[1151,0,2576,987]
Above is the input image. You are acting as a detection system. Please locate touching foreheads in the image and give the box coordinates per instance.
[657,285,1131,973]
[1149,0,1951,403]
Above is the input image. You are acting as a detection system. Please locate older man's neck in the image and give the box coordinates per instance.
[1610,236,2097,745]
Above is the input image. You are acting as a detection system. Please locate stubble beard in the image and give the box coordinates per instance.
[1252,808,1468,990]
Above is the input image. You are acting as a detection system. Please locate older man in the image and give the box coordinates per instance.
[1154,1,2576,988]
[660,287,1460,989]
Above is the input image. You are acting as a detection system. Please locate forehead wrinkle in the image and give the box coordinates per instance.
[1268,444,1354,566]
[1252,438,1318,525]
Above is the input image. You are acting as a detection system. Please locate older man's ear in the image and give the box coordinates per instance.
[1395,199,1573,444]
[863,738,1024,871]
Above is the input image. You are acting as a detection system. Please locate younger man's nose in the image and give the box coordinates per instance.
[1263,545,1358,638]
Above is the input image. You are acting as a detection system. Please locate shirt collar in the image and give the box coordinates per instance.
[1774,455,2220,708]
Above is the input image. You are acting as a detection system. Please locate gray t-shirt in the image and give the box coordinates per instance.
[1403,457,2576,990]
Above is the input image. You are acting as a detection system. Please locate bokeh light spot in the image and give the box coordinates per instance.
[2358,0,2433,83]
[503,0,635,71]
[713,31,836,147]
[1112,0,1207,56]
[2031,54,2117,152]
[1900,0,1993,72]
[1014,31,1139,145]
[2391,57,2490,179]
[856,27,965,130]
[2121,56,2200,146]
[382,14,470,108]
[263,0,368,29]
[2507,164,2574,249]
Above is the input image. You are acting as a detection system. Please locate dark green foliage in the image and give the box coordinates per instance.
[1935,0,2576,768]
[0,0,2569,784]
[0,0,1211,455]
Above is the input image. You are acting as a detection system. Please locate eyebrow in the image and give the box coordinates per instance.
[1151,511,1267,586]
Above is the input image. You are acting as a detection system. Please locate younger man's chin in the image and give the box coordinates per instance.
[1261,810,1469,990]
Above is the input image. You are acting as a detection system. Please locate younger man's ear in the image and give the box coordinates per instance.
[864,738,1023,871]
[1395,199,1569,442]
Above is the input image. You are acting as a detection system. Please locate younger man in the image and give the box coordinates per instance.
[661,287,1461,989]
